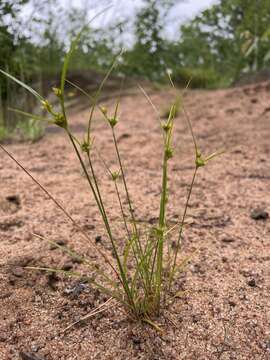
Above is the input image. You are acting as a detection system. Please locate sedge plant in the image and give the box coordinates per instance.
[0,29,224,329]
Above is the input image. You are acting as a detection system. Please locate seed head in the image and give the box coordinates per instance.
[111,171,119,181]
[154,227,164,237]
[100,106,108,115]
[41,100,52,113]
[54,113,67,128]
[52,87,62,97]
[165,147,173,159]
[109,117,118,128]
[162,122,172,132]
[81,141,90,153]
[195,156,205,168]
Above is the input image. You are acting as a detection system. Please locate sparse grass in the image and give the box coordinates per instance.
[173,67,219,89]
[0,25,224,329]
[0,117,44,143]
[15,117,45,142]
[0,125,7,142]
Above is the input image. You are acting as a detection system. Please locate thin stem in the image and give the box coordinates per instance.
[150,107,175,307]
[86,52,121,142]
[111,128,152,287]
[111,129,140,241]
[182,104,198,155]
[67,132,136,312]
[169,167,198,291]
[95,147,131,240]
[114,181,131,239]
[154,149,168,311]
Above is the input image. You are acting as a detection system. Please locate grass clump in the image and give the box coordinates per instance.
[172,67,219,89]
[0,30,223,329]
[16,117,45,142]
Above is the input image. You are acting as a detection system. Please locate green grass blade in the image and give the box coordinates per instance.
[60,5,113,95]
[0,69,44,101]
[8,108,50,123]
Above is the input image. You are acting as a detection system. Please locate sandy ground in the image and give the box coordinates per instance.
[0,82,270,360]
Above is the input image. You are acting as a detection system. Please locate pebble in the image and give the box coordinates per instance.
[0,332,7,342]
[11,266,24,278]
[11,255,34,267]
[64,283,87,297]
[221,235,235,243]
[6,194,21,206]
[247,279,256,287]
[20,352,45,360]
[131,336,141,345]
[49,239,67,250]
[95,235,102,243]
[62,262,73,271]
[250,208,269,220]
[47,272,59,290]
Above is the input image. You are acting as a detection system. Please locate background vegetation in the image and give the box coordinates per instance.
[1,0,270,139]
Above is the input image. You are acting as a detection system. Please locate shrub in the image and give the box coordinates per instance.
[172,67,219,89]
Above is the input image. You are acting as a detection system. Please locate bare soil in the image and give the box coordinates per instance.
[0,82,270,360]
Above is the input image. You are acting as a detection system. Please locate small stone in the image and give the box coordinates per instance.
[118,133,131,142]
[83,223,95,231]
[20,352,45,360]
[11,266,24,277]
[264,339,270,350]
[71,256,83,264]
[171,240,177,249]
[0,332,7,342]
[6,195,21,206]
[49,239,67,250]
[247,279,256,287]
[131,336,141,345]
[47,272,59,290]
[263,106,270,114]
[62,262,73,271]
[148,217,158,225]
[221,235,235,243]
[0,292,12,300]
[64,283,87,298]
[11,255,34,267]
[250,208,269,220]
[192,314,201,323]
[95,235,102,243]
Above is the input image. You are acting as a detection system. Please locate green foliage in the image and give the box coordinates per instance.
[121,0,177,80]
[0,125,7,141]
[178,0,270,83]
[2,0,270,143]
[16,118,44,142]
[172,67,219,89]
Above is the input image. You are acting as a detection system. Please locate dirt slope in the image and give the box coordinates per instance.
[0,82,270,360]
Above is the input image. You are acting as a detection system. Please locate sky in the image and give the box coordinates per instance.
[19,0,218,44]
[63,0,218,40]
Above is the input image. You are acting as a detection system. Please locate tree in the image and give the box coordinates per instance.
[0,0,30,125]
[178,0,270,82]
[122,0,180,80]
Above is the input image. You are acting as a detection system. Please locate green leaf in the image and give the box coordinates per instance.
[0,69,44,101]
[8,108,50,123]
